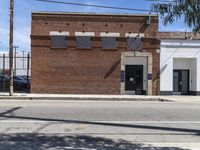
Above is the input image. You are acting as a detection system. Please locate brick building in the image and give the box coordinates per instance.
[31,12,160,95]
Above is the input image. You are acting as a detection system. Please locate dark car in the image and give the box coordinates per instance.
[18,75,31,83]
[0,75,9,91]
[0,75,30,92]
[13,75,30,91]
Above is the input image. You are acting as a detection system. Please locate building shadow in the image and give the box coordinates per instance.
[0,107,200,136]
[104,57,121,79]
[0,108,197,149]
[0,133,189,150]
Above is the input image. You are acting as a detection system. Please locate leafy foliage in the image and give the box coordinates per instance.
[151,0,200,32]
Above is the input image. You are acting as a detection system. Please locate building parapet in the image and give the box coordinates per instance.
[158,32,200,40]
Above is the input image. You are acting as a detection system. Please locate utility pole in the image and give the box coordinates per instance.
[9,0,14,96]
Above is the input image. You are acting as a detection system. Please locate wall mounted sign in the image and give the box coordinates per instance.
[121,71,125,82]
[148,74,152,80]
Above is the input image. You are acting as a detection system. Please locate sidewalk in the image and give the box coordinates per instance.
[0,92,200,102]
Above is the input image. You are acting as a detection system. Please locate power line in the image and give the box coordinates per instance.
[146,0,176,3]
[35,0,154,13]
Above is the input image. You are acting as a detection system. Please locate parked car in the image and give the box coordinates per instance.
[0,75,30,92]
[13,75,30,91]
[18,75,31,83]
[0,75,9,91]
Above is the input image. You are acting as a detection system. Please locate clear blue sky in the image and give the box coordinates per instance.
[0,0,190,52]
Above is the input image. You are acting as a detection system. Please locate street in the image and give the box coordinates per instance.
[0,100,200,149]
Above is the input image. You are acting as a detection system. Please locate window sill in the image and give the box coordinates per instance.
[101,48,118,51]
[127,49,142,51]
[50,47,68,50]
[75,48,93,50]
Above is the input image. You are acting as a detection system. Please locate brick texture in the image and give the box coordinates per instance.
[31,12,160,95]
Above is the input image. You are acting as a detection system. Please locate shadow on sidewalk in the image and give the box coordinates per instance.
[0,133,189,150]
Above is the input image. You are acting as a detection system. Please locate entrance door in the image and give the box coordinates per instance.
[173,70,189,95]
[125,65,143,95]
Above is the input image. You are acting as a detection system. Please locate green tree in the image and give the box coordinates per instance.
[151,0,200,32]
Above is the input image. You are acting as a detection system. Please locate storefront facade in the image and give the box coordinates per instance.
[159,32,200,95]
[31,12,160,95]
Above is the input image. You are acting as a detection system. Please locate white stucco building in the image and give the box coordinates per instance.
[159,32,200,95]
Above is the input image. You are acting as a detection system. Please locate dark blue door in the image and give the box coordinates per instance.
[125,65,143,95]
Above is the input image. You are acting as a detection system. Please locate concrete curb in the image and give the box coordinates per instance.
[0,96,170,101]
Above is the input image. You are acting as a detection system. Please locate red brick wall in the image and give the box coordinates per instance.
[31,13,160,95]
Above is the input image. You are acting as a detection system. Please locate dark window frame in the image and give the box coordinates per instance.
[51,35,68,49]
[101,36,118,49]
[76,36,93,49]
[127,37,142,50]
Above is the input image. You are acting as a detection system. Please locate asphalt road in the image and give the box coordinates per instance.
[0,100,200,150]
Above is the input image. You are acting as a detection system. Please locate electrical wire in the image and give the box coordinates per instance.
[146,0,176,3]
[35,0,154,13]
[35,0,187,15]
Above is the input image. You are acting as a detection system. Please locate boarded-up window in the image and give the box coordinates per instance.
[76,36,92,49]
[127,37,142,50]
[102,37,118,49]
[51,36,67,48]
